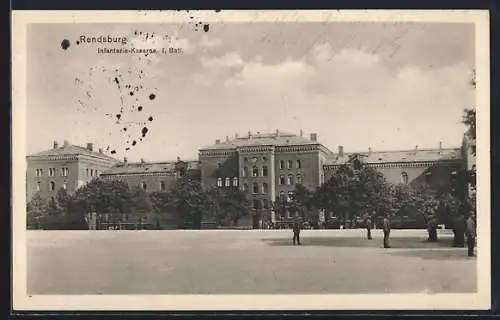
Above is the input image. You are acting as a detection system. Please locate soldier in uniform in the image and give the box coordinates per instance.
[292,213,302,246]
[466,212,476,257]
[427,215,438,242]
[383,213,391,248]
[365,213,373,240]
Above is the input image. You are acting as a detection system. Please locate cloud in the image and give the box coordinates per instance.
[200,51,244,69]
[199,35,223,48]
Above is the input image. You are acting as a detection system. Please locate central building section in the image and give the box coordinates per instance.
[198,130,333,225]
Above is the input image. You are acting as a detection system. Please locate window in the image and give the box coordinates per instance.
[217,178,223,187]
[262,157,267,162]
[90,169,94,177]
[280,160,284,169]
[243,167,248,177]
[233,177,238,187]
[36,182,40,191]
[401,172,408,184]
[49,181,55,191]
[243,183,248,192]
[297,174,303,184]
[279,191,285,200]
[262,165,268,177]
[63,182,67,190]
[287,174,294,185]
[49,168,56,177]
[35,169,43,177]
[262,183,268,193]
[288,160,293,169]
[279,175,285,185]
[321,174,324,184]
[253,183,259,194]
[252,166,259,177]
[142,182,147,190]
[253,199,261,210]
[86,168,90,177]
[160,181,166,191]
[225,177,231,187]
[296,160,302,169]
[287,191,294,202]
[95,170,99,177]
[61,167,69,177]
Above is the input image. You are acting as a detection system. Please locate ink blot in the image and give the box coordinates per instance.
[61,39,71,50]
[76,41,80,45]
[148,116,153,121]
[141,127,149,137]
[149,94,156,100]
[114,77,120,85]
[111,150,117,154]
[132,140,137,146]
[130,92,134,96]
[116,114,121,120]
[126,147,130,151]
[203,24,210,32]
[138,106,143,111]
[123,127,127,131]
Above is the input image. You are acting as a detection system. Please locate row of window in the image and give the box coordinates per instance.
[216,177,239,188]
[38,181,68,192]
[86,168,100,177]
[280,174,303,185]
[242,165,268,177]
[280,160,301,170]
[36,168,70,177]
[242,182,270,194]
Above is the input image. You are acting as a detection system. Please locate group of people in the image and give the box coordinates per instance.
[290,211,477,257]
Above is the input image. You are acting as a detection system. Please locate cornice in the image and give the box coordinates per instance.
[101,171,177,178]
[323,159,463,171]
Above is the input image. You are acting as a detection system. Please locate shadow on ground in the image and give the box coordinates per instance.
[261,237,456,249]
[386,249,475,261]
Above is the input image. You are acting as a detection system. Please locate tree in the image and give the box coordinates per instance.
[314,161,393,228]
[27,194,47,229]
[166,177,211,229]
[462,108,476,156]
[129,186,154,228]
[290,184,318,227]
[206,187,252,227]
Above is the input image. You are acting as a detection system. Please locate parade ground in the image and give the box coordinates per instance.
[27,229,477,295]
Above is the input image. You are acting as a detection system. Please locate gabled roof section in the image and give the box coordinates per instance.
[27,144,120,163]
[200,131,323,151]
[324,148,463,166]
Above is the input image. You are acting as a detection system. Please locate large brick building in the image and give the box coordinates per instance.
[198,130,333,224]
[26,140,121,202]
[99,157,200,192]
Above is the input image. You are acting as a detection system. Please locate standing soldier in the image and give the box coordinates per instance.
[365,213,373,240]
[466,211,476,257]
[292,212,302,246]
[383,213,391,248]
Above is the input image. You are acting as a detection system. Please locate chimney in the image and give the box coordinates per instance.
[310,133,317,141]
[226,136,229,142]
[215,139,221,144]
[140,158,145,164]
[98,148,103,153]
[87,143,94,151]
[415,145,419,150]
[123,157,128,163]
[338,146,344,157]
[235,133,239,139]
[275,129,280,137]
[177,156,181,161]
[368,147,373,155]
[53,141,59,149]
[300,129,303,137]
[248,131,252,139]
[439,141,443,151]
[63,140,70,147]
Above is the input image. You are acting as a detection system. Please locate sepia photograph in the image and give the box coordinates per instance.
[12,10,490,310]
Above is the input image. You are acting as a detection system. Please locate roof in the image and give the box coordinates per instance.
[200,132,322,150]
[27,144,120,162]
[102,160,200,175]
[324,148,463,165]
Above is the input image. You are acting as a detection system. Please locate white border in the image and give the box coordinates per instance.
[12,10,491,311]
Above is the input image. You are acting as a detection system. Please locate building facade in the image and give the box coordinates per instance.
[26,140,121,202]
[198,130,333,225]
[99,157,200,192]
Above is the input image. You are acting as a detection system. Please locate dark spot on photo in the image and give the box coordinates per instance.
[149,93,156,100]
[76,40,80,45]
[148,116,153,121]
[215,9,221,12]
[130,92,134,96]
[110,150,116,154]
[61,39,71,50]
[138,106,143,111]
[123,127,127,131]
[116,114,121,120]
[203,24,210,32]
[125,147,130,151]
[141,127,149,137]
[114,77,120,85]
[132,140,137,146]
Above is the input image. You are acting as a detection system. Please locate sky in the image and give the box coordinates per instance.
[26,20,475,162]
